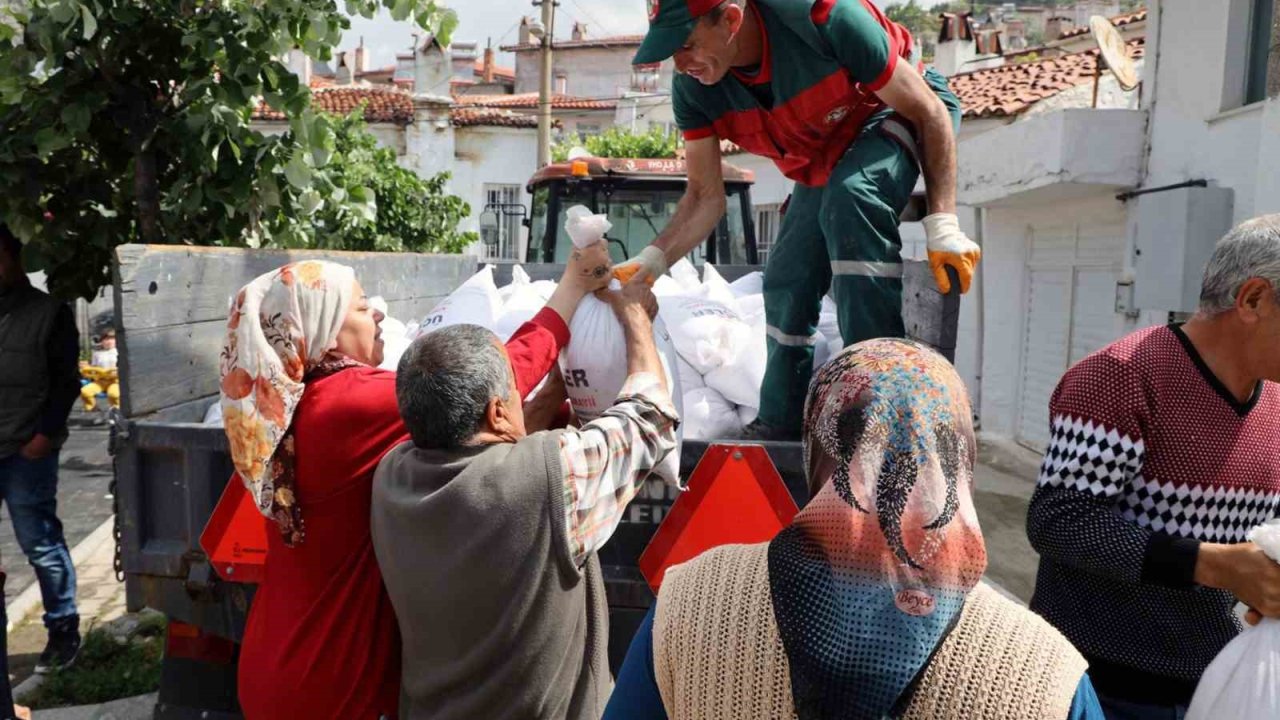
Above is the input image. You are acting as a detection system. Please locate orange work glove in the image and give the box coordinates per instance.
[611,245,667,286]
[923,212,981,294]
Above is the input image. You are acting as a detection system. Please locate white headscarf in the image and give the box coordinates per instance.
[218,261,357,544]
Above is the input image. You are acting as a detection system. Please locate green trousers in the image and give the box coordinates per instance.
[758,68,963,432]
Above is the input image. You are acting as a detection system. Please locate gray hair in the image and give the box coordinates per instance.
[396,324,512,449]
[1200,215,1280,314]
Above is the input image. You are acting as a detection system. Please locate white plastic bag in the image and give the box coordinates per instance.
[729,271,763,298]
[703,316,766,409]
[415,265,502,337]
[737,293,765,323]
[1186,520,1280,720]
[737,404,759,427]
[682,388,743,441]
[700,264,738,308]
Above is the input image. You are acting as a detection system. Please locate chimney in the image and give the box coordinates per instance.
[414,36,452,96]
[483,46,495,84]
[518,17,532,45]
[933,12,978,77]
[572,22,587,41]
[287,48,312,87]
[354,37,367,74]
[335,51,352,85]
[1045,16,1074,41]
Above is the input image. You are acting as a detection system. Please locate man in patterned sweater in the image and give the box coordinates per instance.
[1027,215,1280,718]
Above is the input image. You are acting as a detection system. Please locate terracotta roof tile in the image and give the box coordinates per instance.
[500,34,644,53]
[254,86,416,124]
[1057,9,1147,39]
[454,92,618,111]
[950,38,1144,118]
[452,107,541,128]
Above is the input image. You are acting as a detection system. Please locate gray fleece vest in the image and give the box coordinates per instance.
[0,284,63,457]
[371,431,611,720]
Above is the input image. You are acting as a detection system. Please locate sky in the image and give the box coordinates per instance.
[342,0,891,70]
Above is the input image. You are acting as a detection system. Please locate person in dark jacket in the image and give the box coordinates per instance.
[0,226,81,673]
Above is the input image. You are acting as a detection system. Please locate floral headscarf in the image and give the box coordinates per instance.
[767,338,986,720]
[219,261,359,546]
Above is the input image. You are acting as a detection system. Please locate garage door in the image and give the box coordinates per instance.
[1016,221,1130,451]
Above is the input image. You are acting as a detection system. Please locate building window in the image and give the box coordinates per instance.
[1247,0,1280,103]
[631,63,662,93]
[480,184,525,261]
[755,203,782,263]
[576,123,602,141]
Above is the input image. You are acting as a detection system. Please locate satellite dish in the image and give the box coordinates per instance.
[1090,15,1140,92]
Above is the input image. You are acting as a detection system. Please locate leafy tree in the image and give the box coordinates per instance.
[305,111,476,254]
[0,0,456,300]
[887,0,942,48]
[552,126,680,162]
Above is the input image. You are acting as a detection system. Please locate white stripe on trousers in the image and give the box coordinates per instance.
[766,326,821,347]
[830,260,904,279]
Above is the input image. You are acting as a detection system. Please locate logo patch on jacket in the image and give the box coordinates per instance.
[825,106,850,125]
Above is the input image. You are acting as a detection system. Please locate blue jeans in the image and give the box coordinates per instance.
[0,451,78,628]
[1098,694,1188,720]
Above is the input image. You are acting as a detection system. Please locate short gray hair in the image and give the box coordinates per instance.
[396,324,512,449]
[1199,215,1280,314]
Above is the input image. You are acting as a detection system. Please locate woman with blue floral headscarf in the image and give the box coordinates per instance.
[605,338,1104,720]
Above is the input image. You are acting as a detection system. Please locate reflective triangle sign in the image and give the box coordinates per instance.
[199,474,268,584]
[639,444,799,593]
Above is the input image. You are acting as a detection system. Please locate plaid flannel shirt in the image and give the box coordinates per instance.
[559,372,680,567]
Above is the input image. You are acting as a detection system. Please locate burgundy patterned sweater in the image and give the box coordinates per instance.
[1027,324,1280,706]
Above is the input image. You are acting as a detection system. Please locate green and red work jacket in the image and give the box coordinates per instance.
[674,0,917,188]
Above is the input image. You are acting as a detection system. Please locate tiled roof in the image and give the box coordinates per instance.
[1057,9,1147,39]
[254,87,416,124]
[500,34,645,53]
[454,92,618,111]
[949,38,1144,118]
[452,107,540,128]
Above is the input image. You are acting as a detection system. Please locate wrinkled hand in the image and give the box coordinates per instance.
[14,704,30,720]
[563,240,612,294]
[598,276,657,328]
[1197,542,1280,619]
[612,245,668,287]
[18,434,52,461]
[923,213,981,295]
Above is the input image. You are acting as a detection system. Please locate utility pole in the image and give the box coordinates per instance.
[535,0,558,167]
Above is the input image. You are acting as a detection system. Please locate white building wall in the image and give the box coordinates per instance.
[1142,0,1280,226]
[512,46,674,98]
[452,126,541,257]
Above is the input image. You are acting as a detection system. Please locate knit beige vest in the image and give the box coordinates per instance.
[653,543,1088,720]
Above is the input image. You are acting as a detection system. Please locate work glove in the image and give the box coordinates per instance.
[612,245,668,286]
[923,213,981,295]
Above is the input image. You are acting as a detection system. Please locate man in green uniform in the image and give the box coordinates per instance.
[618,0,979,440]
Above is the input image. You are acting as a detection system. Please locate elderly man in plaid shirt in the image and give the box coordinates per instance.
[371,277,678,720]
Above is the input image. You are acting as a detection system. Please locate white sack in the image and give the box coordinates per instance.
[737,293,765,323]
[676,355,706,391]
[812,332,831,372]
[203,399,224,426]
[700,264,738,308]
[652,275,685,298]
[704,318,766,409]
[495,267,549,342]
[729,271,763,298]
[369,296,411,371]
[560,287,684,486]
[668,259,702,294]
[658,294,751,376]
[682,388,743,441]
[737,404,759,427]
[1187,519,1280,720]
[415,265,502,337]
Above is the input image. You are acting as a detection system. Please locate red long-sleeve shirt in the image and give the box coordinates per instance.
[237,309,569,720]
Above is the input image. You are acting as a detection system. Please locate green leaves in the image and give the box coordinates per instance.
[0,0,455,300]
[552,125,681,162]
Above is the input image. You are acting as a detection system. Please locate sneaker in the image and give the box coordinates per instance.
[739,419,801,442]
[34,626,80,674]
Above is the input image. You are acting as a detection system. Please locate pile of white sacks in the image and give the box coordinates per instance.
[387,261,845,441]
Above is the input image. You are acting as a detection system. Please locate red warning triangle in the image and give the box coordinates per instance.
[639,444,798,593]
[199,474,268,584]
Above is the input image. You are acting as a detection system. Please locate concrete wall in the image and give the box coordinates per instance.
[724,153,793,207]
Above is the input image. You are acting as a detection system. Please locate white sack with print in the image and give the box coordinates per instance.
[558,206,684,485]
[415,265,502,337]
[658,294,751,376]
[495,266,550,341]
[1187,520,1280,720]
